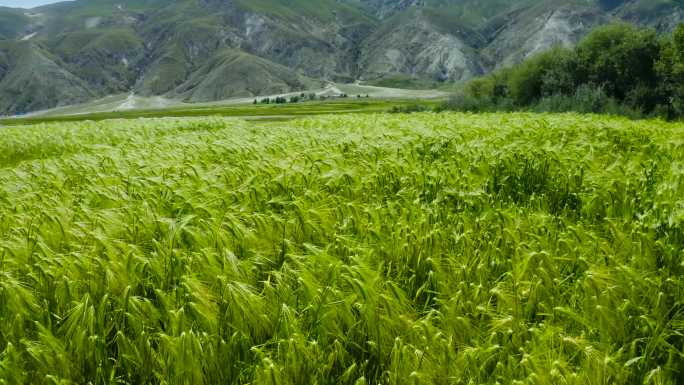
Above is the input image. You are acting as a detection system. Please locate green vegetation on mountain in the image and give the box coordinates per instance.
[0,7,28,40]
[171,49,320,102]
[357,7,485,83]
[416,0,535,29]
[234,0,375,24]
[0,41,93,114]
[1,0,684,114]
[47,28,143,93]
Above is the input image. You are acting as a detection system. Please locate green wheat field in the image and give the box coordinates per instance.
[0,113,682,384]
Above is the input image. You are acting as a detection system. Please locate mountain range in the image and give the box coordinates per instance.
[0,0,682,115]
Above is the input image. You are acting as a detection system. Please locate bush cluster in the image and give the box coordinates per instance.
[254,93,319,105]
[440,23,684,119]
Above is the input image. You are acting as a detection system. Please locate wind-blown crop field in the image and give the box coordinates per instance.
[0,113,682,385]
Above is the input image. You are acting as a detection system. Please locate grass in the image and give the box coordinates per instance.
[0,112,683,384]
[233,0,375,25]
[366,75,442,90]
[0,99,442,126]
[0,8,28,40]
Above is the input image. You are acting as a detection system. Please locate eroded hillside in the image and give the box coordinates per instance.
[0,0,682,114]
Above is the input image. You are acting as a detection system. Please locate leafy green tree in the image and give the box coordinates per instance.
[507,47,576,106]
[576,23,662,111]
[539,48,579,97]
[464,68,511,105]
[657,23,684,117]
[465,76,497,100]
[452,22,682,119]
[673,24,684,115]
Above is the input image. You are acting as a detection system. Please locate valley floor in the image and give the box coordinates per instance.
[5,83,448,122]
[0,98,442,126]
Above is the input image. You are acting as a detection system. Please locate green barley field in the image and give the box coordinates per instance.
[0,113,682,384]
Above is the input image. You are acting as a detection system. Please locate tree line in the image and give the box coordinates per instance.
[254,93,370,105]
[440,23,684,119]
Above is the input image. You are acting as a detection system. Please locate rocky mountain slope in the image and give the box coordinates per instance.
[0,0,682,114]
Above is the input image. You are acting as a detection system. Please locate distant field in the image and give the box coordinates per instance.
[0,98,442,126]
[0,113,682,384]
[0,83,448,126]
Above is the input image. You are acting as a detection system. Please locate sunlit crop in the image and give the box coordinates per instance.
[0,113,682,384]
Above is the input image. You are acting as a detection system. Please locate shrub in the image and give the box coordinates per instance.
[435,92,514,113]
[389,104,430,113]
[507,47,582,106]
[533,85,644,117]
